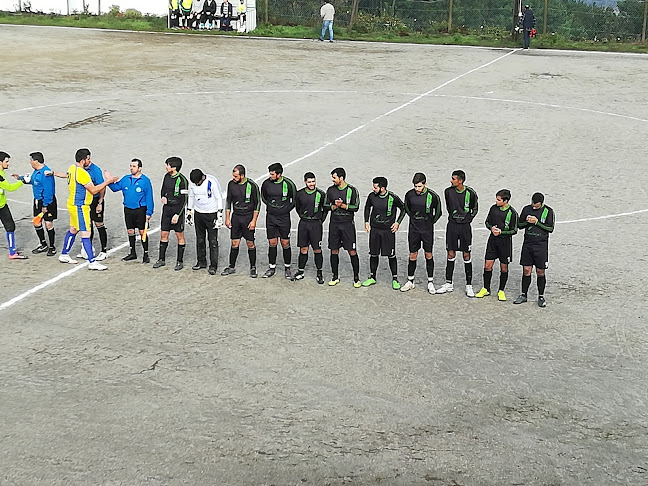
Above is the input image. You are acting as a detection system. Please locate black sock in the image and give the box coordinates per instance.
[35,226,46,245]
[314,252,323,270]
[47,228,55,248]
[229,247,239,267]
[388,256,398,279]
[283,246,291,266]
[369,255,379,279]
[129,234,136,254]
[98,226,108,252]
[445,259,455,282]
[537,275,546,295]
[159,241,169,261]
[499,272,508,292]
[142,238,149,254]
[350,254,360,281]
[464,260,473,285]
[90,225,95,244]
[298,252,308,271]
[522,275,532,295]
[248,247,256,267]
[407,259,416,279]
[177,244,185,263]
[425,257,434,280]
[330,253,339,278]
[268,245,277,266]
[483,269,493,292]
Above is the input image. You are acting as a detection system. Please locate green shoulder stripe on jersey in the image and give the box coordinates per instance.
[314,190,321,212]
[541,207,549,224]
[282,180,288,200]
[387,194,394,216]
[346,187,352,204]
[504,209,512,230]
[426,192,433,213]
[174,175,181,197]
[464,190,471,213]
[245,182,252,203]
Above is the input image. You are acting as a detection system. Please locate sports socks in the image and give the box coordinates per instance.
[47,228,55,248]
[464,259,473,285]
[6,232,16,255]
[388,256,398,280]
[426,257,434,281]
[298,252,308,271]
[537,275,546,296]
[177,244,185,263]
[350,254,360,281]
[98,226,108,253]
[229,247,239,267]
[61,231,76,255]
[159,241,169,261]
[248,247,257,267]
[141,236,148,254]
[407,259,416,281]
[369,255,379,279]
[483,269,493,292]
[81,237,95,263]
[283,246,291,267]
[445,257,455,283]
[499,271,508,291]
[330,253,339,279]
[35,225,46,245]
[522,274,532,295]
[314,251,323,270]
[128,234,137,255]
[268,245,277,266]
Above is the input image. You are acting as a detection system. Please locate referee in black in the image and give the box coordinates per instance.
[221,164,260,278]
[260,162,297,279]
[514,192,555,307]
[293,171,328,284]
[362,176,405,290]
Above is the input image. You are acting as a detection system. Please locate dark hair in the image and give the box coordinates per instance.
[0,151,9,160]
[165,156,183,171]
[131,158,142,168]
[75,148,91,163]
[532,192,545,204]
[268,162,283,175]
[304,171,316,181]
[412,172,426,185]
[190,168,205,184]
[331,167,346,180]
[233,164,246,176]
[452,170,466,183]
[372,176,388,189]
[30,152,44,164]
[496,189,511,202]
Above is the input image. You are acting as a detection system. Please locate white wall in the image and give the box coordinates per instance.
[0,0,167,15]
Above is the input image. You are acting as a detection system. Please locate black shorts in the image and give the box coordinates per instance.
[408,219,433,253]
[33,196,58,222]
[446,221,472,252]
[369,227,396,257]
[328,221,356,251]
[520,243,549,269]
[231,212,255,241]
[297,219,322,249]
[89,197,105,223]
[266,213,291,240]
[161,205,185,233]
[0,204,15,232]
[484,235,512,264]
[124,207,147,230]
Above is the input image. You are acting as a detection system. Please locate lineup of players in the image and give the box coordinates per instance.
[0,150,555,307]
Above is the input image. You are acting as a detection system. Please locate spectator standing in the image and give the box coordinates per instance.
[319,1,335,42]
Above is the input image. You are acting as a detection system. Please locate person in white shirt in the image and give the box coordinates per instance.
[187,169,224,274]
[319,1,335,42]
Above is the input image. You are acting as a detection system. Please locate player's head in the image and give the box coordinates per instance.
[304,171,316,191]
[165,156,182,174]
[75,148,91,167]
[525,4,530,9]
[412,172,426,194]
[532,192,544,209]
[496,189,511,207]
[451,170,465,187]
[130,158,142,175]
[30,152,44,168]
[268,162,283,181]
[0,151,9,168]
[190,168,206,185]
[331,167,346,187]
[372,176,388,195]
[232,164,246,183]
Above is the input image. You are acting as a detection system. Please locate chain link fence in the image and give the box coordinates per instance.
[262,0,648,41]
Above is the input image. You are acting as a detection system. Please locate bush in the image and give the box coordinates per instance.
[106,5,120,16]
[352,12,407,34]
[123,8,142,19]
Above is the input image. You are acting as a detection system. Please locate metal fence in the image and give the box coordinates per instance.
[261,0,648,41]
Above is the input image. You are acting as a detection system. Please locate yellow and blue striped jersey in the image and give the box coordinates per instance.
[67,164,93,207]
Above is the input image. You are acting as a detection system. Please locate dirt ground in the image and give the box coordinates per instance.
[1,25,647,485]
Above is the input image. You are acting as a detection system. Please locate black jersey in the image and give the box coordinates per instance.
[364,191,405,229]
[261,176,297,216]
[295,187,328,221]
[518,204,555,245]
[404,188,442,223]
[445,185,478,224]
[325,183,360,224]
[226,178,260,215]
[485,204,519,237]
[161,172,189,208]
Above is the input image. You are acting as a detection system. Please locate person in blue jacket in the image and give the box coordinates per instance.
[109,158,155,263]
